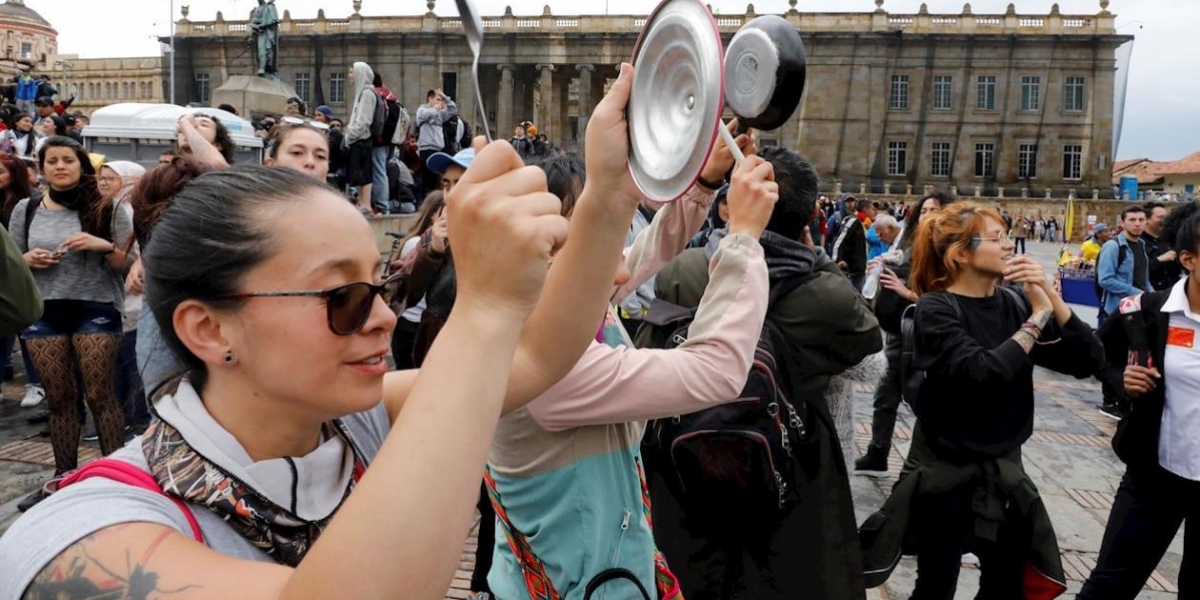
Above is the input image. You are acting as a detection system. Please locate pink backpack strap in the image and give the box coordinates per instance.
[57,459,204,544]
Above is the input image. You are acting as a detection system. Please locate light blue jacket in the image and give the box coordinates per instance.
[1098,234,1150,315]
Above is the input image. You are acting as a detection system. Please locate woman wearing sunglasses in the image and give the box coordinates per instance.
[860,202,1103,597]
[0,67,645,600]
[264,118,331,182]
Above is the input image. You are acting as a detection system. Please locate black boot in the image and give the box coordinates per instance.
[854,447,889,474]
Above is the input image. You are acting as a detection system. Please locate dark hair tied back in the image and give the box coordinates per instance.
[142,165,333,388]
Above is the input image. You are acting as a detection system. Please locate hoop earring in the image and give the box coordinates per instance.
[222,351,236,365]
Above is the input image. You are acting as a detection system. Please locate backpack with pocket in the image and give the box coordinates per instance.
[900,286,1023,406]
[1093,241,1128,309]
[639,272,818,520]
[441,115,462,155]
[391,102,412,146]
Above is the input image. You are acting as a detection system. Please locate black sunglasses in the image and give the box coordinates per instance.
[212,272,403,336]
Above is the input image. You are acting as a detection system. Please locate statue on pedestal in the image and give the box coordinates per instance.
[251,0,280,78]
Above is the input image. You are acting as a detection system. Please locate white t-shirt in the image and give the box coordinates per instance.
[1159,278,1200,481]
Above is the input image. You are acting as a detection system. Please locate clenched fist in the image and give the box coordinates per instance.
[445,140,569,322]
[726,155,778,239]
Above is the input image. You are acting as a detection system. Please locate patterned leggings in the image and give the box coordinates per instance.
[26,333,125,473]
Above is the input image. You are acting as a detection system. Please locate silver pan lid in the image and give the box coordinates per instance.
[628,0,724,202]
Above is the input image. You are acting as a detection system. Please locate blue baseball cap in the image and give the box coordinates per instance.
[315,105,334,119]
[426,147,475,175]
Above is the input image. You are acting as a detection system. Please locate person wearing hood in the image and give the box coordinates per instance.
[687,184,729,249]
[344,62,378,213]
[646,146,882,600]
[97,161,149,435]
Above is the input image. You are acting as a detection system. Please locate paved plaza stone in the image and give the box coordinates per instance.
[0,241,1182,597]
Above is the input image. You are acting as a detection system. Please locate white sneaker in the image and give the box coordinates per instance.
[20,385,45,408]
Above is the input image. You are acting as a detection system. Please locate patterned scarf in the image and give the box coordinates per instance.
[141,417,366,566]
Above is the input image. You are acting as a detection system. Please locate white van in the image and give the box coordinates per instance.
[82,103,264,166]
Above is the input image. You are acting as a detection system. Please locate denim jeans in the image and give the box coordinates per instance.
[371,146,391,213]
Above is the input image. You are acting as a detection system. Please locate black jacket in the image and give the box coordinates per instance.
[833,215,867,277]
[646,250,881,600]
[1142,231,1181,292]
[1099,288,1173,469]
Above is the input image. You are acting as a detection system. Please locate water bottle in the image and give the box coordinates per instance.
[862,261,885,300]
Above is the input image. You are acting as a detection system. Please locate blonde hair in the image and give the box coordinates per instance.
[909,201,1005,296]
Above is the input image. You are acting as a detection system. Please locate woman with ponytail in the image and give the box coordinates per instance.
[7,137,135,512]
[860,201,1103,597]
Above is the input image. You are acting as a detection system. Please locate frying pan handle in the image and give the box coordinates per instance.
[733,121,750,137]
[717,120,745,167]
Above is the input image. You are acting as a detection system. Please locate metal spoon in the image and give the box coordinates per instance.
[455,0,492,142]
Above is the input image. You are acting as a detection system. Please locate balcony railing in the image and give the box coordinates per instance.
[175,7,1118,38]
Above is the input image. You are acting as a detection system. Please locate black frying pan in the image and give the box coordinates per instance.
[724,15,807,135]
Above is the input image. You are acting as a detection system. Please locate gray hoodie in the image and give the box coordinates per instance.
[345,62,377,145]
[416,95,458,152]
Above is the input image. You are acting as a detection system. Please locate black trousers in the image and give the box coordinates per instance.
[911,483,1031,600]
[868,333,904,455]
[1014,238,1027,254]
[1077,465,1199,599]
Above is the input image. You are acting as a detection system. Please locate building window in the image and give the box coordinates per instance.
[1018,144,1038,179]
[887,141,908,176]
[933,76,953,110]
[105,83,113,99]
[889,75,909,110]
[1064,76,1086,112]
[976,76,997,110]
[1020,76,1041,111]
[295,72,311,104]
[330,73,345,104]
[1063,144,1083,180]
[19,42,31,59]
[975,143,995,178]
[195,73,211,105]
[122,82,129,99]
[931,142,952,178]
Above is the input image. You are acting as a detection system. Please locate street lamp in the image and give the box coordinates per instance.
[53,59,74,103]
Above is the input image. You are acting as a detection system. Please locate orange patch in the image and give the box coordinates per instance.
[1167,326,1196,349]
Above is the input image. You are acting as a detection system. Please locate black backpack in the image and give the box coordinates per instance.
[442,115,461,155]
[379,96,402,145]
[900,286,1023,406]
[368,90,387,143]
[639,273,818,519]
[1093,241,1128,308]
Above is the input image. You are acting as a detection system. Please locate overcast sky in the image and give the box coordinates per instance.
[34,0,1199,161]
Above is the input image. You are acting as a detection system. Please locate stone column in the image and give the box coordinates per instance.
[577,64,594,150]
[497,64,515,136]
[536,63,555,136]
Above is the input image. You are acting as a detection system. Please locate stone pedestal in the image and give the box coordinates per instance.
[211,75,299,118]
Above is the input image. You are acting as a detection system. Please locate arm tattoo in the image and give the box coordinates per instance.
[24,526,201,600]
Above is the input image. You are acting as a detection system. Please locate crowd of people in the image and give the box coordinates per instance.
[0,57,1196,600]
